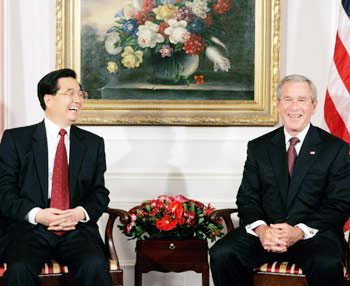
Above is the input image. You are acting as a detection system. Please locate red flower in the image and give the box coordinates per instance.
[183,35,204,55]
[158,22,169,38]
[142,0,154,13]
[168,201,185,225]
[168,201,184,217]
[136,11,154,25]
[204,204,214,215]
[121,195,223,241]
[156,215,177,230]
[213,0,231,14]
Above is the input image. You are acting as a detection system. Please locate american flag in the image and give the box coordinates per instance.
[324,0,350,231]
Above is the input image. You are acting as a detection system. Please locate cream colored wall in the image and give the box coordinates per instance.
[1,0,340,285]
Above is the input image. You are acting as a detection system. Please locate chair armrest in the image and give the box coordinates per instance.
[104,207,131,263]
[209,208,238,233]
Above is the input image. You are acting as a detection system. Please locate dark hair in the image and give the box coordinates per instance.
[37,68,77,110]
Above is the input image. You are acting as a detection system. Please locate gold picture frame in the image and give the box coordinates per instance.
[56,0,280,126]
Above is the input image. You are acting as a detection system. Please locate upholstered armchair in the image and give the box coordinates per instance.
[210,208,350,286]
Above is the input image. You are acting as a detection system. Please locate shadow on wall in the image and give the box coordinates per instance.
[7,0,26,129]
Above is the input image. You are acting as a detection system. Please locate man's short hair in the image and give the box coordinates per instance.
[37,69,77,110]
[276,74,317,103]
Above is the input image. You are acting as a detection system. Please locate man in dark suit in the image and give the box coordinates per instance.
[0,69,112,285]
[210,74,350,286]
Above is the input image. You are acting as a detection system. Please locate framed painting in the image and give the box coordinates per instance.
[56,0,280,125]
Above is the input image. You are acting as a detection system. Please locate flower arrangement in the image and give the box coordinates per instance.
[119,195,224,241]
[105,0,232,83]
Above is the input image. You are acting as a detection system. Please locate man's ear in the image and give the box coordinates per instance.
[43,94,51,108]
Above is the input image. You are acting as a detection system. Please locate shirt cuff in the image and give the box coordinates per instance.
[25,207,42,225]
[295,223,318,239]
[245,220,267,236]
[77,206,90,223]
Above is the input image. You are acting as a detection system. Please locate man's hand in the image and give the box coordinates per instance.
[254,224,287,253]
[35,207,85,231]
[270,223,304,247]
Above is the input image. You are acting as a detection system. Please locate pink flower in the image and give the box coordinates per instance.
[159,45,173,57]
[157,195,171,202]
[143,0,154,13]
[170,195,189,203]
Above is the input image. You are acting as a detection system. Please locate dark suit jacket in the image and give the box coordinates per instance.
[0,121,110,259]
[237,125,350,237]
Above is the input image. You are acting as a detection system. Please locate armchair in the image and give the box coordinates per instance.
[210,208,350,286]
[0,207,131,286]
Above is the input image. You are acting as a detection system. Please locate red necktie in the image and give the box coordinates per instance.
[50,129,70,235]
[287,137,300,177]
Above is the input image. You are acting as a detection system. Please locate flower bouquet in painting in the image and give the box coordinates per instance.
[105,0,232,84]
[118,195,224,241]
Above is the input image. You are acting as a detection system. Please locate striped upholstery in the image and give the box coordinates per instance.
[255,261,348,277]
[0,259,119,276]
[255,261,304,276]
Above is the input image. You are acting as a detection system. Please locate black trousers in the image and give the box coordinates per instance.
[3,225,112,286]
[209,227,344,286]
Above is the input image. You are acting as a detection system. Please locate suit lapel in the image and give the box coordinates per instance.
[32,121,49,205]
[68,125,86,204]
[268,128,289,205]
[287,125,322,209]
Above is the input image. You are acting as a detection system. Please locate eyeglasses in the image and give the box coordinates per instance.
[55,90,88,100]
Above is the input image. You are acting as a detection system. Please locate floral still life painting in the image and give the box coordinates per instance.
[57,0,279,125]
[81,0,255,100]
[118,195,224,241]
[105,0,231,85]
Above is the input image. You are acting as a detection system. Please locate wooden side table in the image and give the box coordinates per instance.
[134,239,209,286]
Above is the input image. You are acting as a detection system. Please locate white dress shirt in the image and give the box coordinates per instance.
[26,117,89,224]
[245,124,318,239]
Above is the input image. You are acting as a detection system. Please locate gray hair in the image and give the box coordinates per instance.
[276,74,317,103]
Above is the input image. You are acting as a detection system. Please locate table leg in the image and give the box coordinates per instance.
[202,268,209,286]
[135,265,142,286]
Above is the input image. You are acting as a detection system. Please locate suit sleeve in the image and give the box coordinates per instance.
[303,142,350,231]
[78,137,110,223]
[236,141,266,226]
[0,130,37,220]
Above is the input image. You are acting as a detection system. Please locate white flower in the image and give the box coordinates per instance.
[122,0,142,20]
[205,46,231,72]
[131,0,143,11]
[105,32,123,55]
[185,0,210,19]
[136,21,165,48]
[164,19,190,44]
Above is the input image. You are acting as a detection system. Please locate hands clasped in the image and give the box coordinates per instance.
[255,223,304,253]
[35,207,85,232]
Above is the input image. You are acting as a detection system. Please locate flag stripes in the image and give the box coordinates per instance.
[324,0,350,232]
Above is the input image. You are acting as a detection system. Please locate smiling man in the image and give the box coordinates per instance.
[210,74,350,286]
[0,69,112,286]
